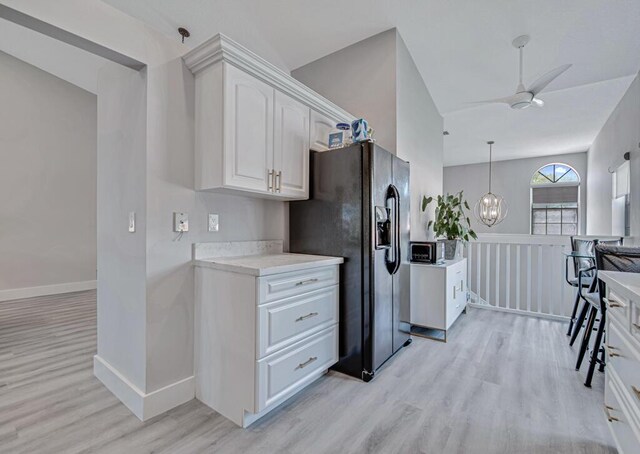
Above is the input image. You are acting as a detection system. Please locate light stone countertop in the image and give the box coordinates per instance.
[599,271,640,302]
[194,253,344,276]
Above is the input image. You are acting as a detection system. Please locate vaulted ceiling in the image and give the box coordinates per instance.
[52,1,640,164]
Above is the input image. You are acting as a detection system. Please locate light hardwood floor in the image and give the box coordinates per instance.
[0,290,615,454]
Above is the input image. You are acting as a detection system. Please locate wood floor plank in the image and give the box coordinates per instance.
[0,290,616,453]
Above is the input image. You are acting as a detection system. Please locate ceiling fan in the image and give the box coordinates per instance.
[474,35,572,109]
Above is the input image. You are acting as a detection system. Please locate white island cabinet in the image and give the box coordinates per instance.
[598,271,640,454]
[184,34,354,200]
[194,249,343,427]
[410,258,467,341]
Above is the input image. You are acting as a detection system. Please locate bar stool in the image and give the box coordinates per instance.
[568,237,623,346]
[565,237,596,338]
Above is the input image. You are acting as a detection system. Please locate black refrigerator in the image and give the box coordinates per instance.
[289,142,411,382]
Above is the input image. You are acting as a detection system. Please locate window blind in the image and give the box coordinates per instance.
[531,185,579,204]
[614,161,630,198]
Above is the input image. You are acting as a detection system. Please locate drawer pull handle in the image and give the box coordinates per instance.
[604,297,625,308]
[295,312,319,322]
[295,278,319,287]
[604,405,619,423]
[296,356,317,370]
[632,386,640,401]
[605,345,621,358]
[633,323,640,331]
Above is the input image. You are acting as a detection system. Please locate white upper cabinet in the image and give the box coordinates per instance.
[310,110,338,152]
[224,64,274,193]
[273,91,309,199]
[185,34,354,200]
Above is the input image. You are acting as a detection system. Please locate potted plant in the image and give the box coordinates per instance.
[422,191,477,260]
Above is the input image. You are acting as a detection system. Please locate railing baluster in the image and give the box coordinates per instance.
[515,244,521,311]
[537,244,543,313]
[476,242,482,303]
[505,244,511,309]
[526,245,532,312]
[495,243,500,308]
[486,243,491,306]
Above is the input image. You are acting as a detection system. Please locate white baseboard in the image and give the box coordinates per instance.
[0,280,97,302]
[93,355,195,421]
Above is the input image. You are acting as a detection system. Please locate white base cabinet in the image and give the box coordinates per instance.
[410,258,467,339]
[599,271,640,453]
[195,263,340,427]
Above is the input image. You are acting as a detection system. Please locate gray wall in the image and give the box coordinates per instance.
[444,152,588,235]
[586,73,640,239]
[0,50,97,295]
[395,34,444,241]
[293,29,444,241]
[292,29,398,153]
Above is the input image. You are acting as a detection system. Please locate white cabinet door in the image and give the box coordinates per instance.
[310,110,337,152]
[273,91,309,199]
[223,63,274,193]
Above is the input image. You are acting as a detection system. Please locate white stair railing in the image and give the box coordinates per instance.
[465,234,574,320]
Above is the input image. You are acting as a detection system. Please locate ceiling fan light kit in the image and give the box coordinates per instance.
[474,141,508,227]
[471,34,571,110]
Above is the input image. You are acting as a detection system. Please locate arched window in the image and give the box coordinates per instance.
[530,163,580,235]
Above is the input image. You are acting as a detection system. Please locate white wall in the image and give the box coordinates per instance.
[292,29,444,241]
[395,34,443,241]
[96,63,148,391]
[586,73,640,239]
[1,0,286,415]
[0,50,97,298]
[444,152,588,235]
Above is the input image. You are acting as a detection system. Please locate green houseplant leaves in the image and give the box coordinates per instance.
[421,191,477,242]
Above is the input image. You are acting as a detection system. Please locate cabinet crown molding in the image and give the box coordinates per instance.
[183,33,354,123]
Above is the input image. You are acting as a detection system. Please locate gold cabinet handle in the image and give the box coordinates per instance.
[295,278,319,287]
[295,312,318,322]
[296,356,317,370]
[633,323,640,331]
[604,405,619,422]
[604,297,625,308]
[268,169,274,191]
[632,386,640,401]
[606,345,621,358]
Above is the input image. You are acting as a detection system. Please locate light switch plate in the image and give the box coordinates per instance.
[208,214,219,232]
[173,212,189,232]
[128,212,136,233]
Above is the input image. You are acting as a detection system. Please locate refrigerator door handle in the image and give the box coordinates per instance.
[385,185,401,275]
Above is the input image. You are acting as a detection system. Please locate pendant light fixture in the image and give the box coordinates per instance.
[474,141,508,227]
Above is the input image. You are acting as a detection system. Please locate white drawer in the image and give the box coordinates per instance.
[605,373,640,454]
[256,325,338,411]
[258,265,339,304]
[607,292,631,331]
[607,319,640,422]
[257,285,338,358]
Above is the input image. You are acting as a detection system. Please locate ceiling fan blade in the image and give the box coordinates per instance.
[531,98,545,107]
[466,94,520,105]
[528,63,572,96]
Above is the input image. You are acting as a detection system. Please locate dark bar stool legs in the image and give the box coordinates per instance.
[585,311,606,387]
[570,300,590,346]
[567,291,581,336]
[575,306,597,371]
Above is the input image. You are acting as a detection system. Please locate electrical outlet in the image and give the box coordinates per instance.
[173,212,189,232]
[208,214,219,232]
[128,212,136,233]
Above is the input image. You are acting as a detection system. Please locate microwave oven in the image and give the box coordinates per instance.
[409,241,445,264]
